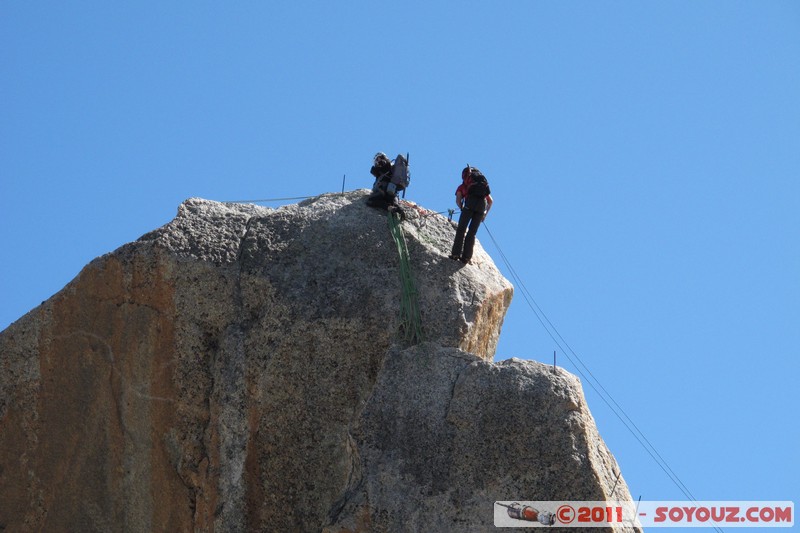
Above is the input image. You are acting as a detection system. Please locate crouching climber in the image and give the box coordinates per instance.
[366,152,410,218]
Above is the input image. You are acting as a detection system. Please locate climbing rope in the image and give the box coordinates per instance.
[387,211,424,345]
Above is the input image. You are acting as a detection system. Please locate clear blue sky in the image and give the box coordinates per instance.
[2,1,798,525]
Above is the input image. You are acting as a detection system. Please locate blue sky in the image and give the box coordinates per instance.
[2,0,798,524]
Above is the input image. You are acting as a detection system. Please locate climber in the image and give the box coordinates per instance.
[366,152,410,219]
[449,165,493,264]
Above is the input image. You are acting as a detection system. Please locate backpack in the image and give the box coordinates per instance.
[467,168,490,198]
[390,154,411,191]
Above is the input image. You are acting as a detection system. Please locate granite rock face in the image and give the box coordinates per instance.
[0,191,635,532]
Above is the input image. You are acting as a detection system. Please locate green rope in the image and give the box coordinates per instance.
[387,211,424,345]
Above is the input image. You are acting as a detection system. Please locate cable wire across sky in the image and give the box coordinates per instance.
[482,222,725,533]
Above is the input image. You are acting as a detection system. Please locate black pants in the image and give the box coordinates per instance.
[366,186,397,210]
[451,207,483,261]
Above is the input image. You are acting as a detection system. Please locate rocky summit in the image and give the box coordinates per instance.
[0,191,637,532]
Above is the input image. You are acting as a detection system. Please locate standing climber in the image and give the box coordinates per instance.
[450,165,493,264]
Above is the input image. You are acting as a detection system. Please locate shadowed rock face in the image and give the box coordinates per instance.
[0,192,636,532]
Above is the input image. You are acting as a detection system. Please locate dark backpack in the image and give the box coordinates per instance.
[467,169,490,198]
[391,154,410,190]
